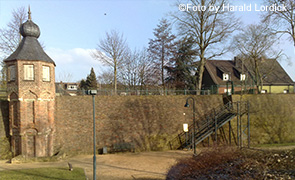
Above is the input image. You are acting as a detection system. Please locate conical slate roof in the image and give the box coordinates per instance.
[5,8,55,65]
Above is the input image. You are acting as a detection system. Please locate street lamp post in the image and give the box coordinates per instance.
[184,97,196,155]
[88,90,98,180]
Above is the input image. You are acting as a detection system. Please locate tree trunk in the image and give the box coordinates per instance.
[161,45,165,92]
[292,23,295,47]
[196,57,206,95]
[254,59,260,94]
[196,7,205,95]
[114,62,117,95]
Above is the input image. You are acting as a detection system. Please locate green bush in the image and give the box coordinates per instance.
[146,134,172,151]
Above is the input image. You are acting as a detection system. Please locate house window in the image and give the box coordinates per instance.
[8,65,16,81]
[67,85,77,90]
[42,66,50,81]
[24,65,34,80]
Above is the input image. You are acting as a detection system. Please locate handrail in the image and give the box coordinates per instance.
[169,101,248,150]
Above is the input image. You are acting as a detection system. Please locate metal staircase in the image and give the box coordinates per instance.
[169,101,249,150]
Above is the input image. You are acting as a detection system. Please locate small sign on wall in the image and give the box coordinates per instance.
[183,123,188,132]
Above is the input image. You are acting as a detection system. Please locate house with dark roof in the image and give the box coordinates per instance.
[55,82,80,96]
[202,58,294,94]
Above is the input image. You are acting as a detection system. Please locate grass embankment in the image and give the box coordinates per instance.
[254,142,295,148]
[0,167,86,180]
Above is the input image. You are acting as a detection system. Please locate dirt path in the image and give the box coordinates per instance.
[0,150,195,180]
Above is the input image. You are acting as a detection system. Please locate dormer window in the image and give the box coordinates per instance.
[42,66,50,81]
[8,65,16,81]
[240,74,246,81]
[24,65,34,80]
[223,73,229,81]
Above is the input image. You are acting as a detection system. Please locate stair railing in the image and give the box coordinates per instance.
[169,101,240,150]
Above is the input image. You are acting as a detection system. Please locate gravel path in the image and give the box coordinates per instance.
[0,150,195,180]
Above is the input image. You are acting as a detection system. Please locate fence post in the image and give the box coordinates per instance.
[207,117,210,147]
[229,121,231,145]
[239,102,242,148]
[214,109,217,144]
[216,85,219,94]
[215,115,217,144]
[231,81,234,94]
[237,102,240,148]
[247,101,250,148]
[178,134,182,145]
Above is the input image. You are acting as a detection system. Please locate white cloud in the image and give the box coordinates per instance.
[46,47,107,82]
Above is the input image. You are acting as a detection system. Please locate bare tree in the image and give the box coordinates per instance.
[0,6,27,88]
[97,70,114,86]
[0,6,27,57]
[92,30,129,94]
[119,49,139,89]
[57,71,73,82]
[119,48,154,90]
[263,0,295,46]
[233,24,284,93]
[137,48,155,89]
[172,0,239,93]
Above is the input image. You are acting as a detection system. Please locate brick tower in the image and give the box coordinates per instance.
[4,8,55,157]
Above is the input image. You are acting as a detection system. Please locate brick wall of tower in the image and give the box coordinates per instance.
[6,60,55,157]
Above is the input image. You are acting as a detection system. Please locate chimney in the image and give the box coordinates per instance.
[233,57,237,66]
[233,56,241,67]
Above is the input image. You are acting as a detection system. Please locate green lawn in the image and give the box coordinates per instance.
[0,167,86,180]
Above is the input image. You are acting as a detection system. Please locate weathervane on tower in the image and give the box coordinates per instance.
[28,5,32,20]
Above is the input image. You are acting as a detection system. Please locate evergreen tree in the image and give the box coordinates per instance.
[85,67,98,90]
[148,18,176,90]
[79,79,87,90]
[166,37,196,90]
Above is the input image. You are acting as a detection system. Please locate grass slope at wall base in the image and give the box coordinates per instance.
[0,137,11,160]
[233,94,295,144]
[10,151,67,164]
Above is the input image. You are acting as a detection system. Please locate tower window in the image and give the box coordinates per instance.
[8,65,16,81]
[42,66,50,81]
[24,65,34,80]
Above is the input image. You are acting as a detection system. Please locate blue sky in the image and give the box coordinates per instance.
[0,0,294,82]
